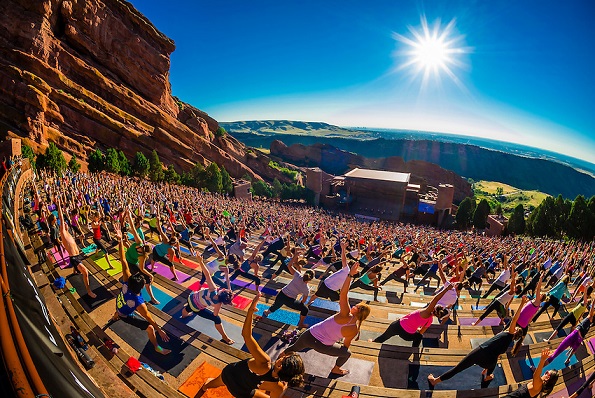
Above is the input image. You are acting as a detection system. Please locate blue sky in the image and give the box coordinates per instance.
[129,1,595,164]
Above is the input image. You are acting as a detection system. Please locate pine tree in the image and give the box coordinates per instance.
[88,149,105,172]
[132,152,149,178]
[148,150,164,182]
[68,154,81,173]
[105,148,120,174]
[455,197,476,229]
[473,199,491,229]
[220,166,233,194]
[508,204,525,235]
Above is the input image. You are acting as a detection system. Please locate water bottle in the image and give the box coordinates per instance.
[349,386,360,398]
[66,334,95,369]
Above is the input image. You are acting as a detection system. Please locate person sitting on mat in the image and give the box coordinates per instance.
[111,228,170,355]
[284,240,371,376]
[503,348,559,398]
[372,282,453,346]
[55,195,96,298]
[198,292,304,398]
[181,255,236,345]
[544,302,595,367]
[263,258,313,329]
[428,296,529,388]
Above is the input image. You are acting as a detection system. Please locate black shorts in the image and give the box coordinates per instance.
[152,248,173,267]
[70,254,84,268]
[93,238,108,254]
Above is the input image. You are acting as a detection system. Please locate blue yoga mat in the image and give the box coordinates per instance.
[141,286,180,313]
[519,354,578,379]
[255,303,324,327]
[231,278,278,296]
[309,298,341,312]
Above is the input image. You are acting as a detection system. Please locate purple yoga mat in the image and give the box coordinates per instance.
[587,336,595,355]
[147,262,191,283]
[231,278,278,296]
[458,317,502,326]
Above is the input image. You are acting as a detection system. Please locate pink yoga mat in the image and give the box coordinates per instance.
[147,263,192,283]
[458,317,502,326]
[51,246,70,268]
[587,336,595,355]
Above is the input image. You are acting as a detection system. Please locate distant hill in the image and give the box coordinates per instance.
[220,120,375,139]
[224,120,595,199]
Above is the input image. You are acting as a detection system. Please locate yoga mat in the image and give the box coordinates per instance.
[533,329,569,343]
[148,262,192,283]
[91,253,123,277]
[174,255,201,270]
[472,305,488,310]
[178,361,233,398]
[458,317,502,326]
[265,337,375,385]
[549,376,595,398]
[67,273,112,311]
[359,329,439,348]
[407,363,506,390]
[349,291,387,303]
[140,286,180,314]
[309,298,340,312]
[50,246,69,268]
[174,309,259,352]
[409,301,428,308]
[519,354,578,379]
[187,281,208,291]
[108,316,200,377]
[587,336,595,355]
[231,279,278,296]
[470,335,533,350]
[255,303,324,328]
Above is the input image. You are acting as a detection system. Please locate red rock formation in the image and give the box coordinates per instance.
[0,0,265,180]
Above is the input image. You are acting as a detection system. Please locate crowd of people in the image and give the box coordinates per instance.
[28,168,595,398]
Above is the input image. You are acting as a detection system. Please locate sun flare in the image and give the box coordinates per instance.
[395,16,471,88]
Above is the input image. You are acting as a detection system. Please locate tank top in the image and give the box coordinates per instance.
[188,289,220,312]
[504,384,537,398]
[223,359,278,395]
[92,224,101,240]
[310,316,355,346]
[400,309,432,334]
[517,301,540,328]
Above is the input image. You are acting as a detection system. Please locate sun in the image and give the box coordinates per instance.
[395,16,470,88]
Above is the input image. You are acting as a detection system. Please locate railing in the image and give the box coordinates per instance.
[0,161,105,398]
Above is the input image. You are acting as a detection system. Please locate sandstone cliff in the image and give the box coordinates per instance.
[0,0,268,180]
[270,140,473,202]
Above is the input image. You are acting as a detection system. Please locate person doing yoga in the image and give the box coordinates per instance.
[544,284,592,342]
[503,348,559,398]
[181,256,236,345]
[198,293,305,398]
[428,297,528,388]
[372,283,453,347]
[284,240,371,376]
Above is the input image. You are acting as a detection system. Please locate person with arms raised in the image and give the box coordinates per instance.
[197,293,304,398]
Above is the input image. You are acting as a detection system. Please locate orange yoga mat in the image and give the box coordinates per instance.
[178,361,233,398]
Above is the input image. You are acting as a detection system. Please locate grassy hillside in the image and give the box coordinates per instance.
[221,120,376,139]
[473,180,550,217]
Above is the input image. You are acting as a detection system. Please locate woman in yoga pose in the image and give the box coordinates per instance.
[503,349,558,398]
[198,293,304,398]
[285,240,371,376]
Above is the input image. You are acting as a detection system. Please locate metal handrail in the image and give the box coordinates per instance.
[0,163,47,397]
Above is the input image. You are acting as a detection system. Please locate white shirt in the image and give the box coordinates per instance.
[282,272,310,299]
[324,266,350,291]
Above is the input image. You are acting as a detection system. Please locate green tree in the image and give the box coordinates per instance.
[566,195,594,240]
[182,163,206,188]
[118,150,131,176]
[22,144,36,169]
[148,150,164,182]
[164,164,181,184]
[220,166,233,194]
[496,187,504,196]
[88,149,105,173]
[495,203,502,215]
[214,126,227,138]
[251,180,272,197]
[473,199,491,229]
[528,196,557,237]
[105,148,120,174]
[507,204,526,235]
[271,178,283,198]
[68,154,81,173]
[455,197,476,229]
[38,142,67,174]
[132,152,150,178]
[204,162,222,193]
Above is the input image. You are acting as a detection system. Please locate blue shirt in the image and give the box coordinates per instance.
[116,282,144,316]
[549,281,570,300]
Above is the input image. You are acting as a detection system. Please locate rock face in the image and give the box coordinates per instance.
[0,0,262,179]
[270,140,473,202]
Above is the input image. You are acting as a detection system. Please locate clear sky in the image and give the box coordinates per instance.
[128,0,595,164]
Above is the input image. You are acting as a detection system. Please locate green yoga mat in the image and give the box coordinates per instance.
[91,253,123,276]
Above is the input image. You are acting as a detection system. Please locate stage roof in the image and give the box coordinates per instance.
[344,168,410,183]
